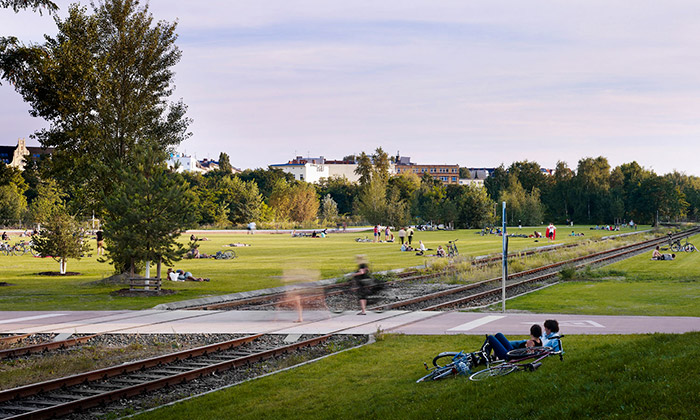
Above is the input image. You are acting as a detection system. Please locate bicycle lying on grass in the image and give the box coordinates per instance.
[416,350,481,382]
[417,335,564,383]
[214,250,236,260]
[469,337,564,381]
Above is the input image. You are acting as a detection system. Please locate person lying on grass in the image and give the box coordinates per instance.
[167,268,210,282]
[484,324,544,361]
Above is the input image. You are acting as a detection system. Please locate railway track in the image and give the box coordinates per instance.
[203,228,696,314]
[369,227,700,311]
[0,333,352,420]
[184,231,645,312]
[0,335,99,360]
[0,227,695,419]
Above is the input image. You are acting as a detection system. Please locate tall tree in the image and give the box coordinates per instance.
[357,177,388,225]
[0,0,191,212]
[372,147,391,182]
[102,144,196,274]
[316,176,359,216]
[238,167,294,199]
[26,178,64,225]
[354,152,373,186]
[457,184,495,228]
[0,167,28,226]
[573,157,611,222]
[388,173,421,203]
[484,164,509,202]
[508,160,546,194]
[217,176,263,225]
[548,161,573,221]
[320,194,339,223]
[218,152,233,173]
[287,183,319,223]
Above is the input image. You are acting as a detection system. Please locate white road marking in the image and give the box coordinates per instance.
[447,315,506,332]
[0,314,67,324]
[520,320,605,328]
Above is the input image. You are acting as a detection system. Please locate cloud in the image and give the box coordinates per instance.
[2,0,700,174]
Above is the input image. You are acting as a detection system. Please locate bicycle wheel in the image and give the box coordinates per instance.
[671,243,682,252]
[506,346,552,359]
[432,352,460,367]
[416,365,454,383]
[30,245,41,257]
[684,244,696,252]
[13,244,27,256]
[469,365,517,381]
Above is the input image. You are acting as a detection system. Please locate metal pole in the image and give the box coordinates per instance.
[502,201,507,313]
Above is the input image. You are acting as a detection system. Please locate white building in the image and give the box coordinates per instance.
[270,156,396,184]
[167,153,202,173]
[270,162,330,183]
[458,178,485,187]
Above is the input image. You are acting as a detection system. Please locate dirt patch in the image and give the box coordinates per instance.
[110,288,177,297]
[37,272,81,276]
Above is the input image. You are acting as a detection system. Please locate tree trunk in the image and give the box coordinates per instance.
[156,258,162,279]
[60,258,66,275]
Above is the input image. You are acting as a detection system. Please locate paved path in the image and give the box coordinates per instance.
[0,310,697,336]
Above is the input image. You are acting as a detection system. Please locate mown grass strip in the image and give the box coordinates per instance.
[130,333,700,420]
[503,234,700,316]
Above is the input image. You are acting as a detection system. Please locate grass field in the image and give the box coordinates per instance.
[0,225,637,311]
[502,234,700,317]
[130,333,700,420]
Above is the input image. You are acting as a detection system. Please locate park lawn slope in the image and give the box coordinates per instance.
[502,236,700,317]
[0,226,631,311]
[131,333,699,420]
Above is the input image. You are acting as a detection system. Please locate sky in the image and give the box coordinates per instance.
[2,0,700,175]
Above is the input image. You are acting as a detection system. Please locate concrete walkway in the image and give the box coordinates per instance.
[0,310,697,336]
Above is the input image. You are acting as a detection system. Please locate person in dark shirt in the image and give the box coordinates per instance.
[96,230,104,256]
[352,256,372,315]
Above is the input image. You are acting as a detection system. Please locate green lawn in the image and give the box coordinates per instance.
[131,333,700,420]
[0,225,633,311]
[503,234,700,317]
